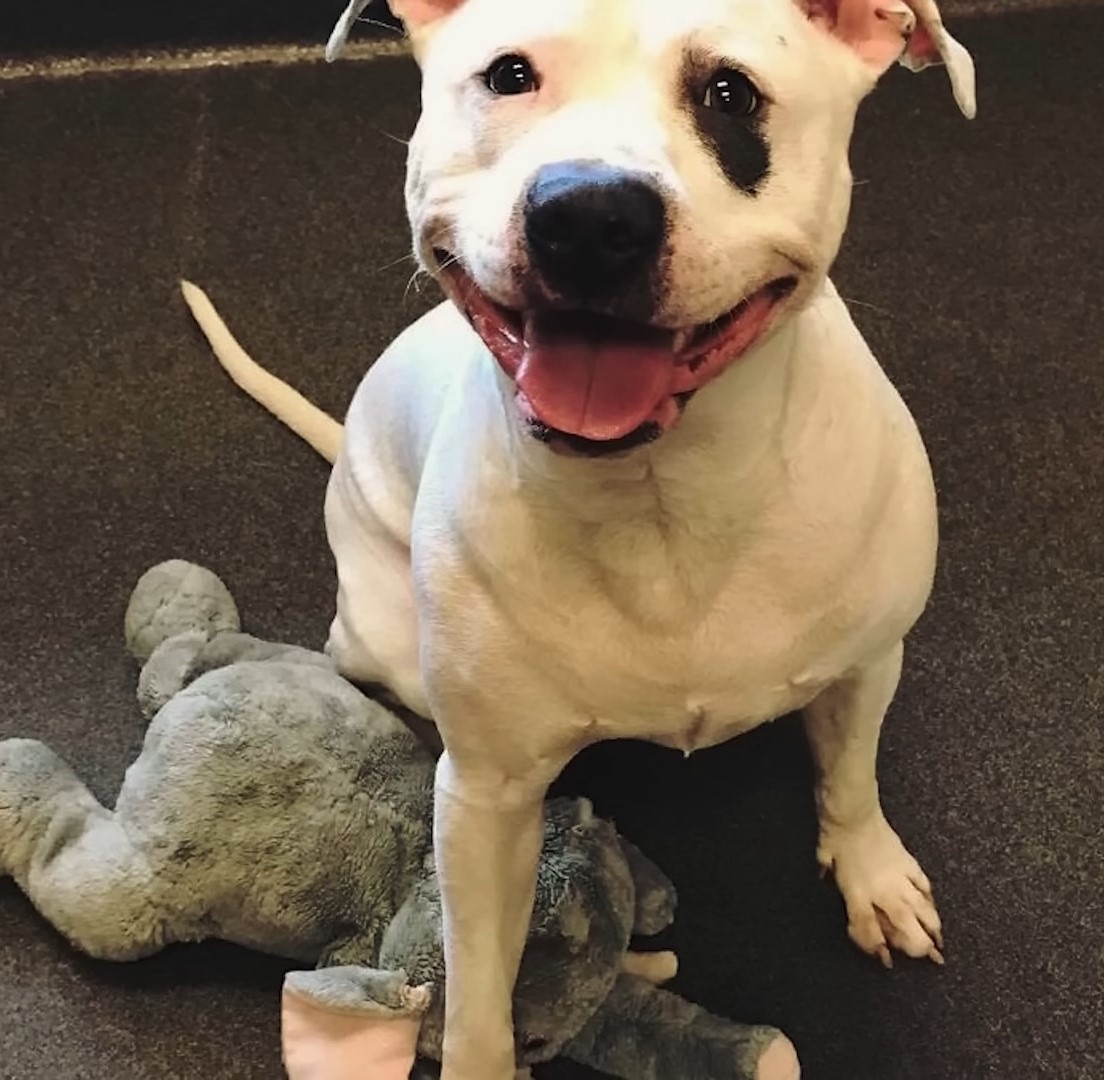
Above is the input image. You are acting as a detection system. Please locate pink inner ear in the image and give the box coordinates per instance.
[810,0,916,73]
[392,0,465,28]
[281,988,422,1080]
[904,24,941,65]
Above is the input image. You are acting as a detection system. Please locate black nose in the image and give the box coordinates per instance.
[524,162,666,300]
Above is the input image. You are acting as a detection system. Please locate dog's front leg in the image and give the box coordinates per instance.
[803,641,944,967]
[433,735,568,1080]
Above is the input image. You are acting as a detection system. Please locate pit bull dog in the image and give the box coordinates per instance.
[183,2,976,1077]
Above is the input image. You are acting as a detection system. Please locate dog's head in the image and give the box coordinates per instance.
[335,0,975,456]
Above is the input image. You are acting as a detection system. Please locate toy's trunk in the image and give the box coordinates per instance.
[563,976,783,1080]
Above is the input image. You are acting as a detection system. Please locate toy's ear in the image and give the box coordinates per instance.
[125,560,240,663]
[326,0,466,61]
[617,837,678,938]
[281,968,430,1080]
[801,0,976,118]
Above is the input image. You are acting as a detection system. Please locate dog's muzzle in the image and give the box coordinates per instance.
[433,159,798,457]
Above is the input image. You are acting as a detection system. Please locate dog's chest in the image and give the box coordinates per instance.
[466,507,887,752]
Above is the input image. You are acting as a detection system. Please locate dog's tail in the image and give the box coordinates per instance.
[180,280,343,464]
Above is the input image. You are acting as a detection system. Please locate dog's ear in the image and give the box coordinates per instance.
[326,0,464,61]
[803,0,976,118]
[894,0,977,118]
[386,0,465,26]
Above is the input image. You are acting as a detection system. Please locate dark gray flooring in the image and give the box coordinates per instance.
[2,8,1102,1080]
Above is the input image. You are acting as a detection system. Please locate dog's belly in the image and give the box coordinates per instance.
[614,663,830,754]
[595,679,827,756]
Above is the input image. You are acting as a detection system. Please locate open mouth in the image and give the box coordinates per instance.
[435,252,797,456]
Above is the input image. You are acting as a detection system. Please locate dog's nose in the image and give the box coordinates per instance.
[524,162,666,300]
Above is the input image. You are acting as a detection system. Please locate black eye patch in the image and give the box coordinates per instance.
[683,58,771,196]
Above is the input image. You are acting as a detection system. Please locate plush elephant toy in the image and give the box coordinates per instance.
[0,560,794,1080]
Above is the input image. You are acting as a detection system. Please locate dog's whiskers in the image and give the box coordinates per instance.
[841,295,893,318]
[403,268,430,304]
[378,224,456,278]
[355,17,404,35]
[376,251,419,273]
[376,128,412,148]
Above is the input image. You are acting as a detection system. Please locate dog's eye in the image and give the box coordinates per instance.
[702,69,762,117]
[484,54,540,96]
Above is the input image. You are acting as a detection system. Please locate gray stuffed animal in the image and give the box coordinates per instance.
[0,560,793,1080]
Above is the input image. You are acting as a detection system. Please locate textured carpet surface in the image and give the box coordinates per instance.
[2,8,1102,1080]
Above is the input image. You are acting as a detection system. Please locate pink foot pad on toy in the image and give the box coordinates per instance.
[282,985,425,1080]
[758,1034,802,1080]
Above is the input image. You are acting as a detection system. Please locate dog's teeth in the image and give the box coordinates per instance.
[673,330,692,352]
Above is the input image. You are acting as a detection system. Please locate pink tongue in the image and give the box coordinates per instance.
[516,312,677,440]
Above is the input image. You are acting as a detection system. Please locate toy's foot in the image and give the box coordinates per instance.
[0,739,77,878]
[758,1034,801,1080]
[817,813,943,967]
[622,949,679,985]
[284,967,432,1018]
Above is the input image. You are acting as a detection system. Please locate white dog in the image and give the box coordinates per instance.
[183,2,975,1076]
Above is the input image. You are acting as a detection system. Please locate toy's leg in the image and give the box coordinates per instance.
[0,739,165,961]
[565,975,799,1080]
[319,929,387,970]
[622,950,678,985]
[803,641,944,967]
[355,682,443,758]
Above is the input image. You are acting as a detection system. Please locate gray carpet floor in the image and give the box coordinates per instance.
[2,7,1102,1079]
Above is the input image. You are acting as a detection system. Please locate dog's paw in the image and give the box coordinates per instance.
[817,814,943,968]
